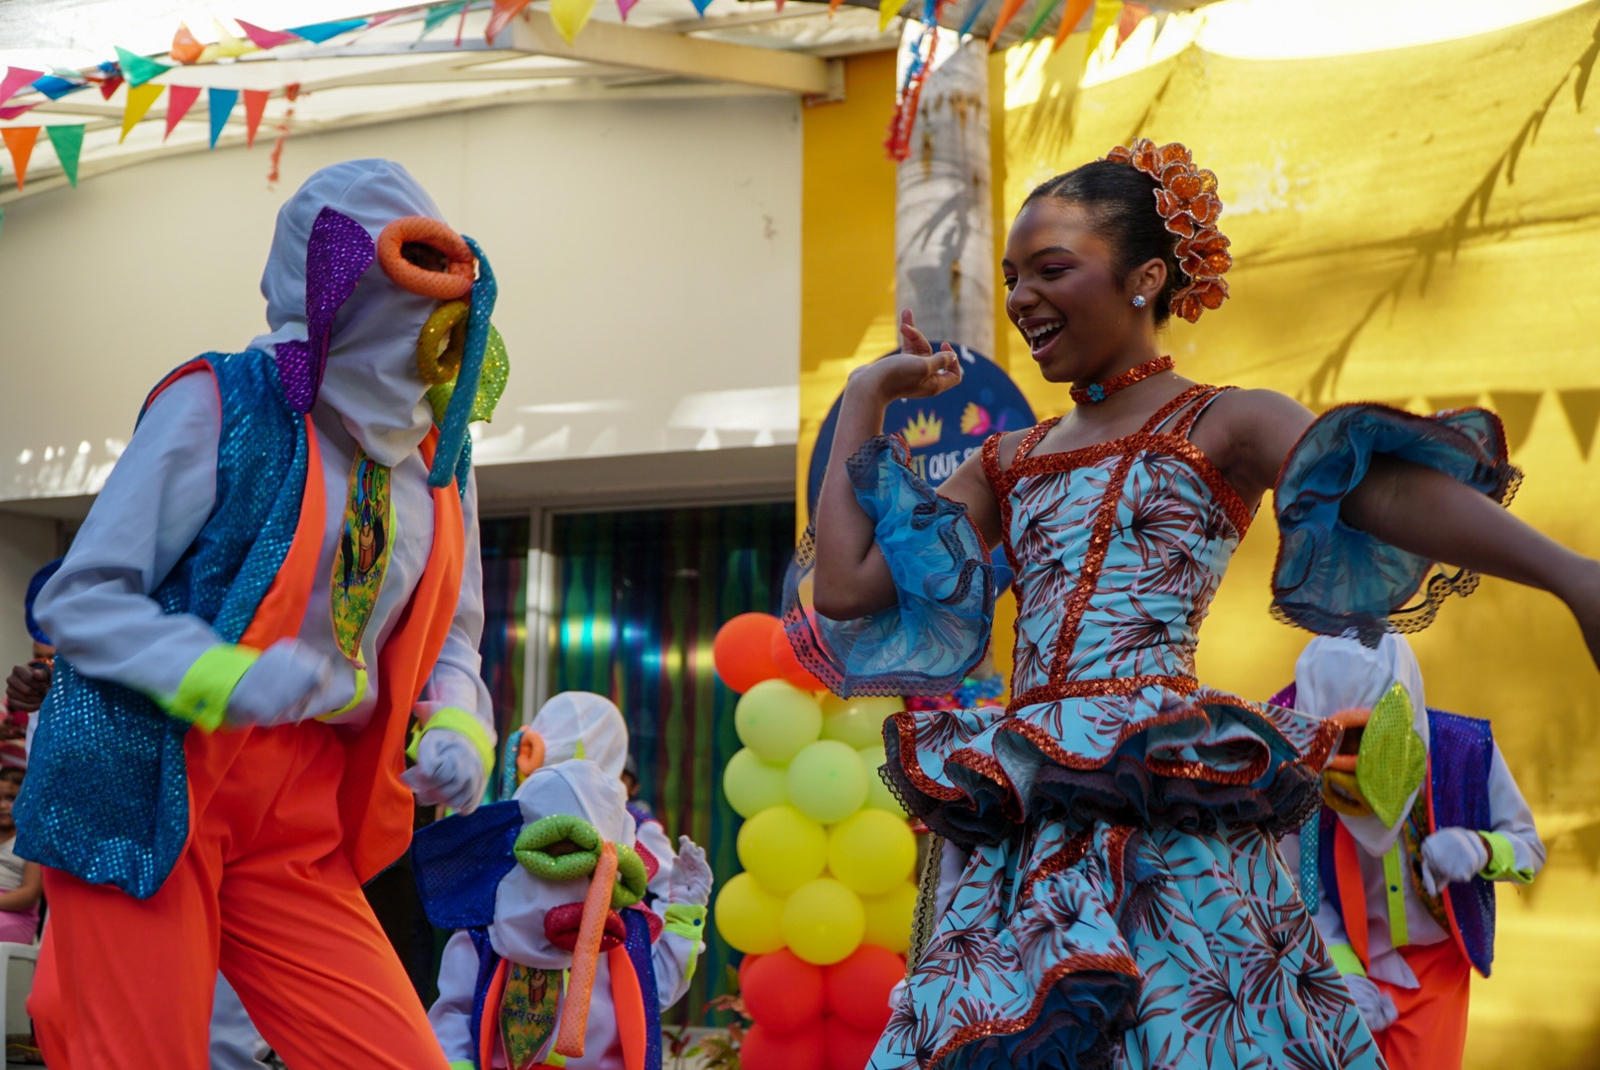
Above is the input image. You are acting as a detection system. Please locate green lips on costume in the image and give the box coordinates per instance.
[513,814,649,907]
[1354,682,1429,829]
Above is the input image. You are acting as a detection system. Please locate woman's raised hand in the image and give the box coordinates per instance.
[848,310,963,402]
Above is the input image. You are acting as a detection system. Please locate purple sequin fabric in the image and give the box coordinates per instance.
[276,207,376,413]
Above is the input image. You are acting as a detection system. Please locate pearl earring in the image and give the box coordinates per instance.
[1132,295,1147,308]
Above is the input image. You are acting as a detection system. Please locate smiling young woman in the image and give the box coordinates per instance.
[788,139,1600,1070]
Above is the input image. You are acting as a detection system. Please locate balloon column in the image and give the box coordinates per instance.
[711,612,915,1070]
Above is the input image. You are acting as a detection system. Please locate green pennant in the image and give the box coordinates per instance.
[421,1,467,36]
[46,124,84,187]
[113,46,172,89]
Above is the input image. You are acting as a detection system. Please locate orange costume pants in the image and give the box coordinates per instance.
[28,720,450,1070]
[1370,939,1473,1070]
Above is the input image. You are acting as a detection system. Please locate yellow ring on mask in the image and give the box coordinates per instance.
[1321,769,1374,817]
[416,301,469,385]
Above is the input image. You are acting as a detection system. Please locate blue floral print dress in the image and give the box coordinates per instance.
[785,386,1518,1070]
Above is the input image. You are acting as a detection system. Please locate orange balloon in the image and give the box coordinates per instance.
[742,1023,825,1070]
[824,1016,881,1070]
[824,944,905,1034]
[770,620,825,692]
[713,613,784,694]
[743,949,825,1034]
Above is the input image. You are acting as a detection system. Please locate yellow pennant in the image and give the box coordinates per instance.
[550,0,599,44]
[878,0,905,33]
[120,83,165,143]
[1085,0,1120,58]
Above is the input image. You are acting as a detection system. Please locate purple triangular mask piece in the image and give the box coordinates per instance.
[277,206,375,413]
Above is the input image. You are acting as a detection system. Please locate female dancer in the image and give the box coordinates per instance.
[792,139,1600,1069]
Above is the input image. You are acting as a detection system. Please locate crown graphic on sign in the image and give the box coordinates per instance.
[901,410,943,448]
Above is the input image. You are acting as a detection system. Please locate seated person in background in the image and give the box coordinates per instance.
[416,692,712,1070]
[5,561,59,750]
[1280,632,1544,1070]
[0,772,41,944]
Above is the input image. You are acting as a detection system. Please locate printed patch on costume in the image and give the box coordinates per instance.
[330,449,394,667]
[500,963,562,1069]
[1355,682,1427,829]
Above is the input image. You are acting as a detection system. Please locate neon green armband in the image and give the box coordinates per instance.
[166,644,259,732]
[450,1062,475,1070]
[407,707,495,773]
[1479,831,1536,884]
[664,903,707,980]
[1328,943,1366,977]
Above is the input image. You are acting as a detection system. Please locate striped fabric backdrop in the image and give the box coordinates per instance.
[479,515,530,797]
[550,501,796,1024]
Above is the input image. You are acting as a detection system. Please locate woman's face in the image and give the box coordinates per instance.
[1002,198,1157,384]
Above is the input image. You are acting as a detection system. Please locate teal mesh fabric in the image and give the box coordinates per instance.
[16,351,309,899]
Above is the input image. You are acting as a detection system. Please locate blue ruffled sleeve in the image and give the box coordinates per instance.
[783,435,994,697]
[1272,403,1519,643]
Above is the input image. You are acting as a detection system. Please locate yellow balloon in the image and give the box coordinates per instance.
[781,877,865,965]
[860,881,918,954]
[737,805,827,895]
[827,809,916,896]
[723,748,790,818]
[714,873,787,955]
[786,740,869,825]
[820,694,904,750]
[858,744,907,817]
[735,679,823,764]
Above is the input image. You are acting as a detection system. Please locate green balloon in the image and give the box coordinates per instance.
[723,747,790,818]
[857,744,907,818]
[735,679,823,764]
[786,739,868,825]
[820,695,903,750]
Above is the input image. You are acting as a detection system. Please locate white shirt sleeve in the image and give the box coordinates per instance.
[651,917,698,1011]
[429,930,480,1063]
[1487,743,1545,876]
[415,471,497,747]
[35,372,223,702]
[634,820,676,904]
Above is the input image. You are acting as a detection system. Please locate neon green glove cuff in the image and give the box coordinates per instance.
[664,903,707,980]
[1479,831,1536,884]
[1328,943,1366,977]
[166,644,259,732]
[450,1062,476,1070]
[407,707,495,773]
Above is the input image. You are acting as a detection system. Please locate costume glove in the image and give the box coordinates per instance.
[402,729,486,814]
[225,640,334,728]
[669,835,713,906]
[1420,826,1490,896]
[1343,975,1398,1034]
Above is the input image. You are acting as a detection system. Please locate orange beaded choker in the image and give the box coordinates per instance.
[1070,355,1174,404]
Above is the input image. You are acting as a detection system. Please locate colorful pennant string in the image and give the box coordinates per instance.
[31,75,85,100]
[2,128,38,191]
[120,83,164,143]
[0,104,38,121]
[1021,0,1062,42]
[243,89,271,148]
[235,19,304,51]
[164,84,201,140]
[45,124,84,187]
[0,68,43,108]
[550,0,599,45]
[957,0,992,38]
[487,0,535,39]
[1114,1,1148,51]
[171,24,205,64]
[1085,0,1119,57]
[1052,0,1093,51]
[287,19,369,44]
[210,18,258,60]
[422,2,467,37]
[113,47,172,89]
[208,87,239,149]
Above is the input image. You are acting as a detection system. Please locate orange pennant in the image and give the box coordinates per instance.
[171,23,205,64]
[1114,1,1148,51]
[2,127,38,190]
[486,0,534,40]
[987,0,1029,45]
[242,88,270,148]
[1051,0,1094,51]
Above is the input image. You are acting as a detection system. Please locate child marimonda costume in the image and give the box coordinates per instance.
[20,160,509,1070]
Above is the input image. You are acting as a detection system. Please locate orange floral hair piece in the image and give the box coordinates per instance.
[1104,138,1232,323]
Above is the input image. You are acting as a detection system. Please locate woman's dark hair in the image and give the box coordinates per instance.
[1024,160,1184,325]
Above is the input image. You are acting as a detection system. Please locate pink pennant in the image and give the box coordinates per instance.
[164,84,201,140]
[0,68,43,108]
[617,0,641,18]
[0,103,38,120]
[235,19,304,50]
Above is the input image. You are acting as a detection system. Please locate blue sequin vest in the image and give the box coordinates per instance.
[16,351,311,899]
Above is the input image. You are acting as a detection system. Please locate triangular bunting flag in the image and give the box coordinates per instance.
[957,0,992,37]
[986,0,1028,45]
[879,0,905,32]
[171,23,205,64]
[1085,0,1120,57]
[1488,391,1542,455]
[0,68,43,107]
[287,19,368,43]
[487,0,534,39]
[1022,0,1065,42]
[617,0,642,19]
[98,64,123,100]
[211,19,258,59]
[1114,1,1148,51]
[164,84,200,140]
[550,0,599,44]
[242,89,270,148]
[1,128,38,191]
[689,0,713,15]
[0,104,38,120]
[1426,393,1479,414]
[1052,0,1094,51]
[113,47,172,89]
[45,124,84,187]
[1558,389,1600,460]
[235,19,303,51]
[422,2,466,37]
[32,75,84,100]
[120,82,164,143]
[208,87,238,148]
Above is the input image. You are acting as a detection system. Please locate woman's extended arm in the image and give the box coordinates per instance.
[0,861,41,912]
[812,314,971,620]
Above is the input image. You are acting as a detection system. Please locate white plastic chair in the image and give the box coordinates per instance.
[0,942,38,1047]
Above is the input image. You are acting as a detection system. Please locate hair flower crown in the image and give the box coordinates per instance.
[1104,138,1232,323]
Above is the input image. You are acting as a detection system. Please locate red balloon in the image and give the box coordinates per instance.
[823,945,905,1034]
[743,1023,825,1070]
[713,613,783,694]
[743,949,825,1034]
[739,952,763,989]
[824,1016,882,1070]
[769,619,825,692]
